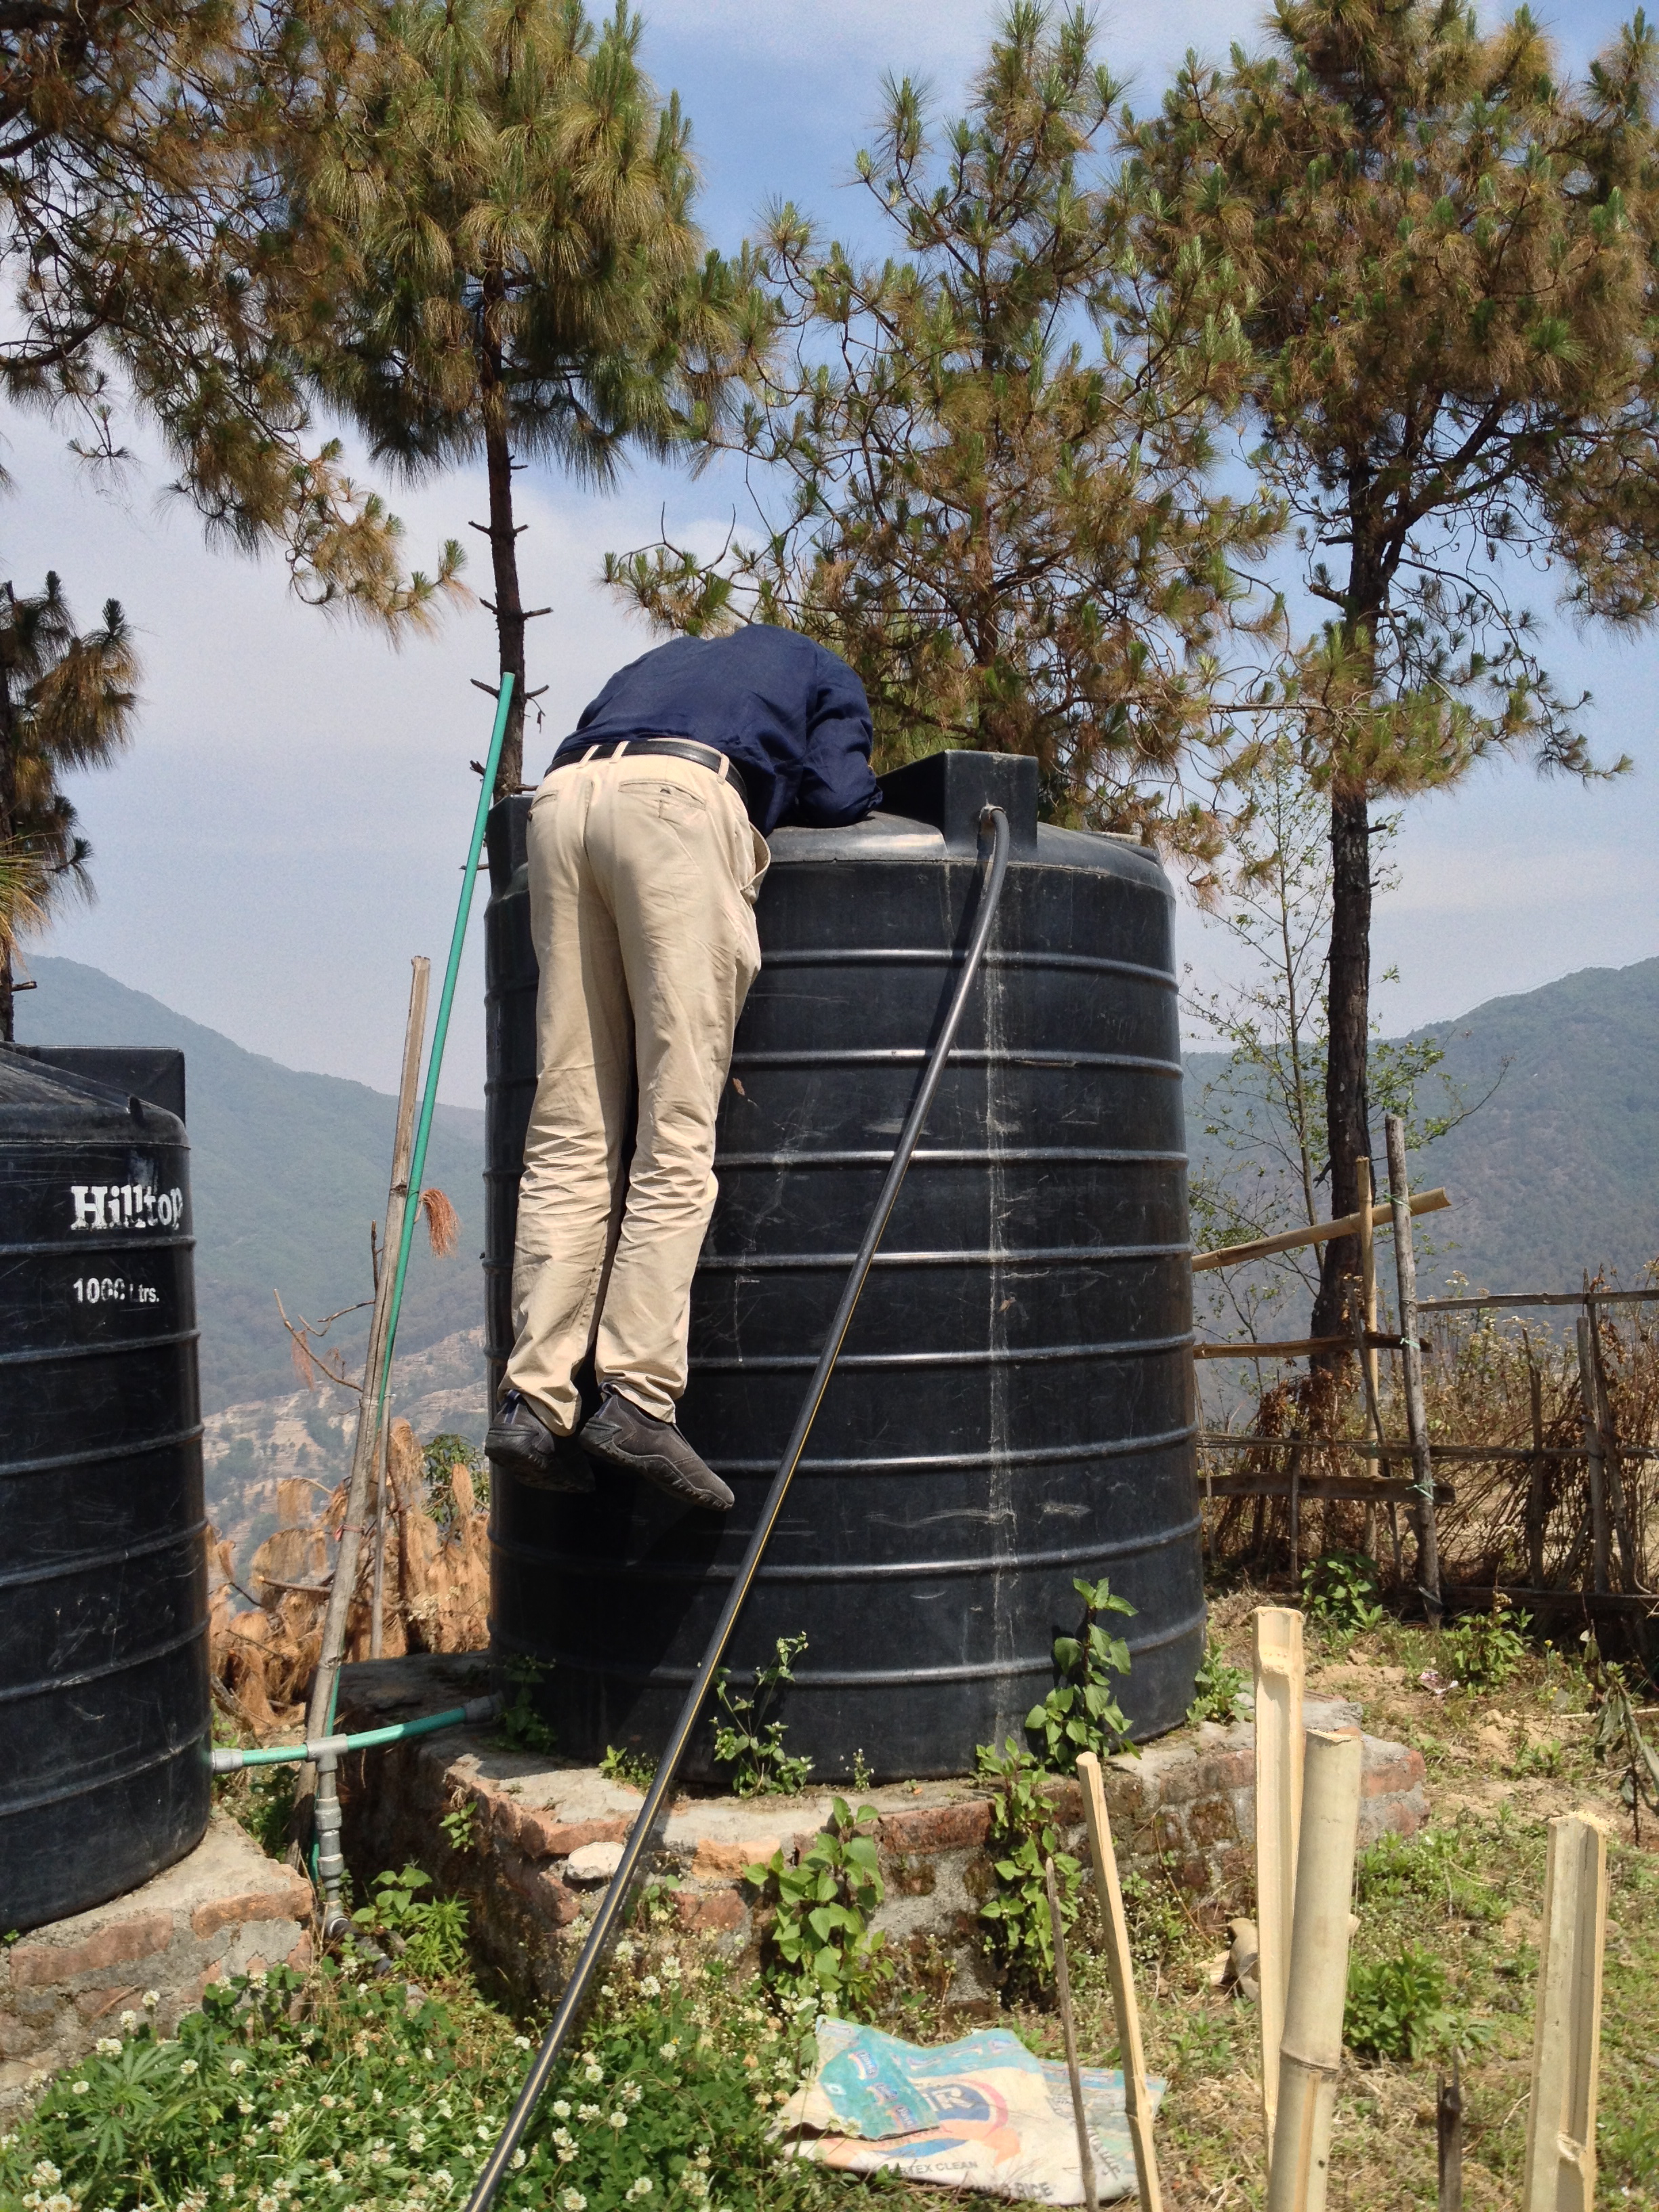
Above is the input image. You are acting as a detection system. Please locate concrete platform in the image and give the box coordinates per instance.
[0,1814,313,2114]
[335,1656,1428,2010]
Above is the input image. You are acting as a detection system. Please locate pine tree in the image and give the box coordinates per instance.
[1128,1,1659,1343]
[300,0,751,794]
[0,573,138,1039]
[609,3,1281,859]
[0,0,462,621]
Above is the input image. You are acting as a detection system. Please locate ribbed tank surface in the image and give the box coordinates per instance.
[484,752,1201,1780]
[0,1050,209,1929]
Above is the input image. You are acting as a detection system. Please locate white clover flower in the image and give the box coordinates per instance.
[142,1990,161,2010]
[581,2061,603,2085]
[71,2081,89,2095]
[258,2196,279,2212]
[613,1939,635,1963]
[228,2059,247,2078]
[94,2038,121,2057]
[658,2042,678,2060]
[607,2110,629,2132]
[179,2059,199,2077]
[551,2129,574,2150]
[560,2191,587,2211]
[599,1984,615,2001]
[43,2195,73,2212]
[692,2148,710,2166]
[407,2131,426,2154]
[436,2100,454,2120]
[508,2150,526,2172]
[423,2047,436,2062]
[556,2148,578,2166]
[267,2111,289,2133]
[754,2092,772,2109]
[373,2089,384,2106]
[621,2083,642,2107]
[512,2036,531,2051]
[321,2095,336,2110]
[430,2173,455,2197]
[237,2099,254,2116]
[576,2105,601,2124]
[626,2178,653,2201]
[476,2125,493,2144]
[249,1972,268,1991]
[119,2011,140,2034]
[660,1956,682,1982]
[639,1976,661,1999]
[550,2101,571,2121]
[370,2149,392,2169]
[31,2164,62,2188]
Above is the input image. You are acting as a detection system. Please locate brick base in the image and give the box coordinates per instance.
[336,1658,1427,2010]
[0,1814,314,2114]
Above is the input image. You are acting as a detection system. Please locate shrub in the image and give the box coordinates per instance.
[1025,1576,1136,1771]
[1345,1946,1456,2062]
[1301,1549,1385,1637]
[1186,1639,1247,1725]
[975,1738,1080,1990]
[1444,1595,1532,1691]
[745,1798,892,2014]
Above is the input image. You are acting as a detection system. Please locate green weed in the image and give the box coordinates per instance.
[352,1865,470,1980]
[1444,1595,1532,1692]
[599,1744,657,1793]
[712,1635,813,1797]
[975,1738,1080,1991]
[745,1798,891,2014]
[1301,1549,1385,1637]
[1344,1946,1457,2062]
[1025,1576,1136,1771]
[1185,1638,1246,1725]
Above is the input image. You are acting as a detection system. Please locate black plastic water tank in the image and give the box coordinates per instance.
[0,1050,209,1929]
[483,752,1200,1780]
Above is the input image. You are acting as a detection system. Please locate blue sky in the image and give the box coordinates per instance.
[14,0,1658,1102]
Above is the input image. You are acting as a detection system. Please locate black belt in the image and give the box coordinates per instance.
[551,737,750,821]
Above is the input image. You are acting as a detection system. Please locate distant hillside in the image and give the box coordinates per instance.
[18,957,485,1411]
[1187,956,1659,1299]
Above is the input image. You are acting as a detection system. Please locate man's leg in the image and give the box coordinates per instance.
[493,764,634,1475]
[578,755,765,1505]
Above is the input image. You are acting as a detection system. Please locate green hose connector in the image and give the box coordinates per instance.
[210,1694,500,1774]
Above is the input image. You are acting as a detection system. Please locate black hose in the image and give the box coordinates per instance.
[462,802,1013,2212]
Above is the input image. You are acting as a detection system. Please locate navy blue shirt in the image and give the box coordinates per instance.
[552,626,880,836]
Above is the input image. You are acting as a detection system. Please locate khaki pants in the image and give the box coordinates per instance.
[504,750,768,1432]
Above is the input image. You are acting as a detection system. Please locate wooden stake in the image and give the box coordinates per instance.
[1385,1114,1441,1626]
[1521,1811,1610,2212]
[1253,1607,1305,2163]
[1437,2055,1463,2212]
[1355,1158,1381,1429]
[291,956,430,1857]
[1576,1319,1610,1599]
[1586,1294,1640,1592]
[1045,1856,1098,2211]
[1265,1728,1364,2212]
[1076,1754,1163,2212]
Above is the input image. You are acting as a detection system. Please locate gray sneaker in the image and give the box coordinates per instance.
[485,1389,594,1494]
[579,1390,735,1513]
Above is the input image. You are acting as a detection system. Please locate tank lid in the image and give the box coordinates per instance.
[878,750,1040,857]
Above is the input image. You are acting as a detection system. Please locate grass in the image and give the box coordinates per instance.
[11,1598,1659,2211]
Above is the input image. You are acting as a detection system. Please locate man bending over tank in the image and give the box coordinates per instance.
[485,626,880,1512]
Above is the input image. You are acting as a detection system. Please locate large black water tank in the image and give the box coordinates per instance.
[484,752,1200,1780]
[0,1050,209,1929]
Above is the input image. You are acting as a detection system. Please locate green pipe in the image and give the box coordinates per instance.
[375,673,515,1425]
[211,1695,499,1774]
[319,676,515,1750]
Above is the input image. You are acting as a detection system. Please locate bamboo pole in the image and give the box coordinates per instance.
[1192,1188,1449,1273]
[1385,1114,1441,1626]
[1265,1728,1364,2212]
[1521,1811,1610,2212]
[1525,1351,1548,1593]
[1576,1319,1610,1599]
[1585,1293,1640,1592]
[1253,1607,1305,2163]
[290,956,430,1859]
[1076,1753,1163,2212]
[1044,1856,1097,2212]
[1355,1158,1383,1562]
